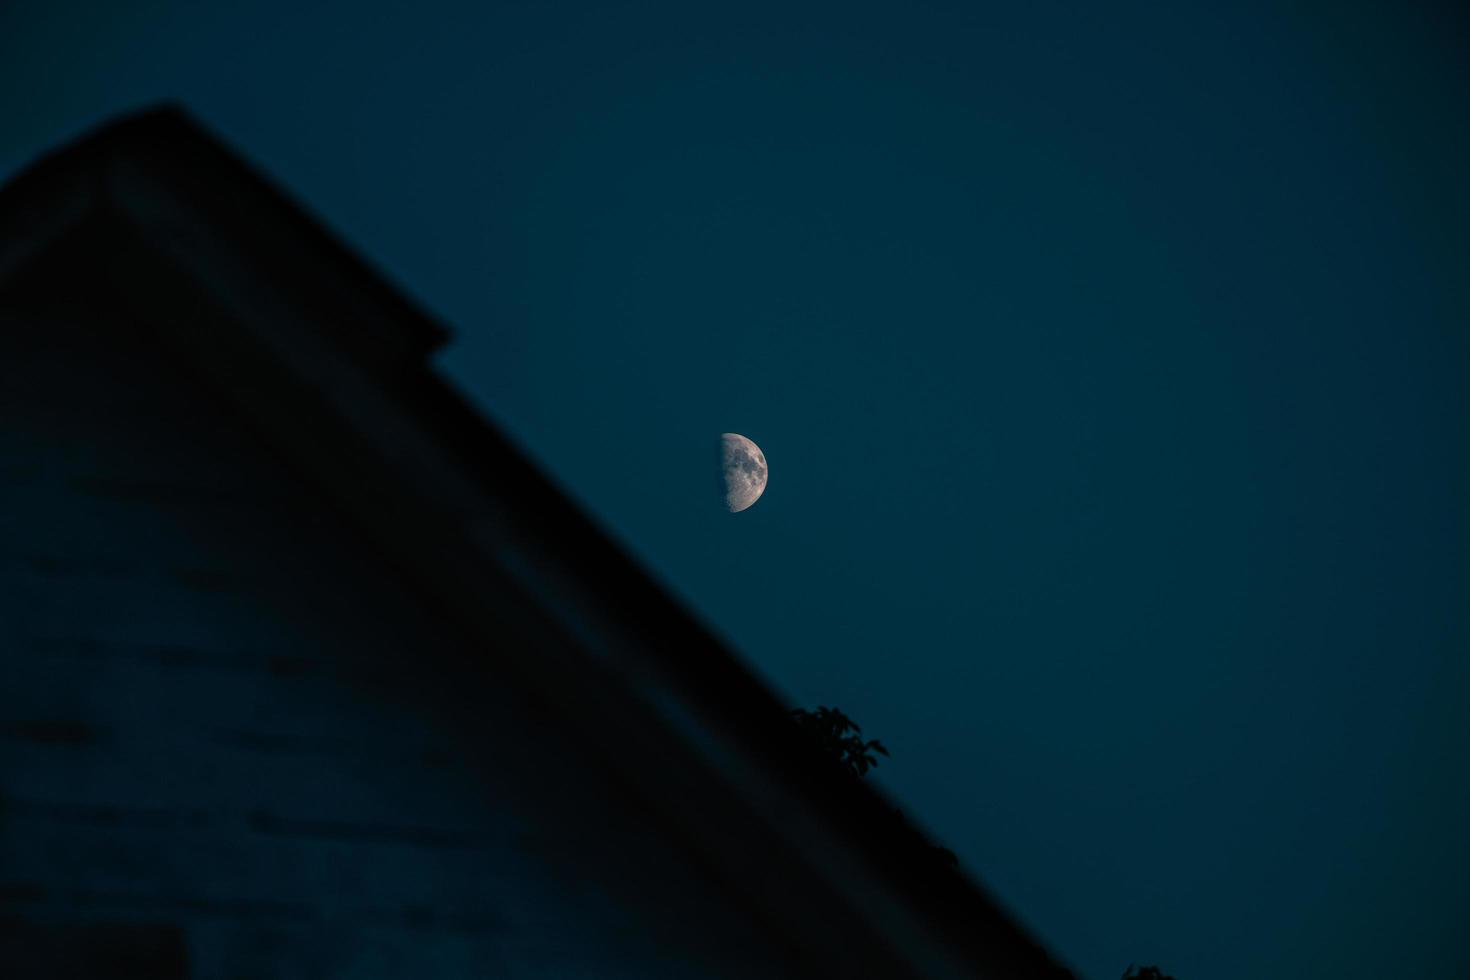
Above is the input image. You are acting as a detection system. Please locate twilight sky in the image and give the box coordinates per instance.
[4,3,1468,977]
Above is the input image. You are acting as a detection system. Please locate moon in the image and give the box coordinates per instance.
[721,433,768,513]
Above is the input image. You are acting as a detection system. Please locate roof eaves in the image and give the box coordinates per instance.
[0,104,448,373]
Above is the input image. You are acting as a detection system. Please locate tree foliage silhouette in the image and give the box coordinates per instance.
[790,705,889,776]
[792,705,1180,978]
[792,705,957,870]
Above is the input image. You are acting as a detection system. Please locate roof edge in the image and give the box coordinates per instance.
[0,104,449,368]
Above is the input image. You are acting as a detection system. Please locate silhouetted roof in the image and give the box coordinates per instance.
[0,106,1076,980]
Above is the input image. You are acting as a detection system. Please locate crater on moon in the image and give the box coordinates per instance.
[721,433,768,513]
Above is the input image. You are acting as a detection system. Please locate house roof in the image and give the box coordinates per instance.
[0,106,1076,980]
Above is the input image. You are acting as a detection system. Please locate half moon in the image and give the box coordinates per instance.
[721,433,768,513]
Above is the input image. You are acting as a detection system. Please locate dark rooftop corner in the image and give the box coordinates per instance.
[0,921,189,979]
[0,106,1077,978]
[0,105,448,373]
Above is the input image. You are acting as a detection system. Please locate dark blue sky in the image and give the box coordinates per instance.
[5,3,1468,977]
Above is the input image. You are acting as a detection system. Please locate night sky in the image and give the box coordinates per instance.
[4,3,1468,977]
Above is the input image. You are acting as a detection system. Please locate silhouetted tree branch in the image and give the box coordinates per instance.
[789,705,889,776]
[793,706,1177,978]
[1121,964,1176,979]
[790,706,957,869]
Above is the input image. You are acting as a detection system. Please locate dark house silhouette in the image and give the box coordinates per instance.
[0,107,1074,979]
